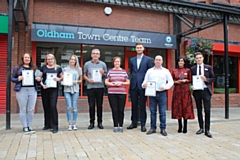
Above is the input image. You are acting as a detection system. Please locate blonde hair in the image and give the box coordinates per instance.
[44,54,59,70]
[68,55,82,75]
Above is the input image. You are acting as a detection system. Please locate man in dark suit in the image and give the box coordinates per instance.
[191,52,215,138]
[127,42,153,132]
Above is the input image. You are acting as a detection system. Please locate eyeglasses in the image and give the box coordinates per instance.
[47,58,53,61]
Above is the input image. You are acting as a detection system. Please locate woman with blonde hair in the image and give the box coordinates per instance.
[39,54,63,133]
[62,55,82,131]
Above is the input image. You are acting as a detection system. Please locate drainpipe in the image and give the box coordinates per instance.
[6,0,13,130]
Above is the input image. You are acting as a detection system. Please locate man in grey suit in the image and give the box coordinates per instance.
[127,42,153,132]
[191,52,215,138]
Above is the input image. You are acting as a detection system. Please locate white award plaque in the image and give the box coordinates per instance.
[156,79,165,90]
[45,73,57,88]
[22,70,34,86]
[92,68,102,83]
[145,81,156,97]
[192,75,204,90]
[62,72,73,86]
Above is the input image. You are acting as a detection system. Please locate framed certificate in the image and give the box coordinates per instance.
[92,68,102,83]
[145,81,156,97]
[45,73,57,88]
[62,72,73,86]
[22,70,34,86]
[192,75,204,90]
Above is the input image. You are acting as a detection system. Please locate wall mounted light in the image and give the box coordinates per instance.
[104,7,112,16]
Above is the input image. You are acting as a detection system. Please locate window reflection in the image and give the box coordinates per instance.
[213,55,238,93]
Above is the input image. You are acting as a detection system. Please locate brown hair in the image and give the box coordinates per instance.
[112,56,122,66]
[135,42,144,47]
[16,53,37,76]
[194,52,203,58]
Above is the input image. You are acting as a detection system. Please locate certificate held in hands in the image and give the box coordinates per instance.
[192,75,204,90]
[92,68,102,83]
[145,81,156,97]
[62,72,73,86]
[22,70,34,86]
[45,73,57,88]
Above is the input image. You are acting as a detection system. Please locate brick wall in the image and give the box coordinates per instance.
[32,93,240,113]
[35,98,132,113]
[33,1,169,33]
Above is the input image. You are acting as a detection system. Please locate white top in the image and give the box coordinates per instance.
[142,66,174,91]
[137,54,143,69]
[197,63,207,88]
[63,66,82,93]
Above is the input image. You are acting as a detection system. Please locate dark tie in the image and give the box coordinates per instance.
[199,66,201,75]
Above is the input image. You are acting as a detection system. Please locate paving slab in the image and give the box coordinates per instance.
[0,108,239,160]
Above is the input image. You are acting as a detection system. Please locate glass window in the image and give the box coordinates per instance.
[82,45,124,96]
[213,55,238,94]
[36,42,81,96]
[148,49,167,67]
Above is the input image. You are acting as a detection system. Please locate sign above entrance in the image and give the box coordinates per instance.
[31,23,176,49]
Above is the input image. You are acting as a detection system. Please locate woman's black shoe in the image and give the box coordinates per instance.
[178,119,182,133]
[52,130,58,134]
[42,127,52,130]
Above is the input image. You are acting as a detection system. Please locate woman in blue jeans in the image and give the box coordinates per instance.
[63,55,82,131]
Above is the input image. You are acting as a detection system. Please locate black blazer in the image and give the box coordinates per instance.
[130,55,153,90]
[190,64,215,95]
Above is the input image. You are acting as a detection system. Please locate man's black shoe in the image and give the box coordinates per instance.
[88,123,94,129]
[205,131,212,138]
[98,123,104,129]
[127,124,137,129]
[160,130,167,136]
[196,129,204,134]
[141,126,147,132]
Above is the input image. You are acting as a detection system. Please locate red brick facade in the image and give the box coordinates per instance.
[1,0,240,113]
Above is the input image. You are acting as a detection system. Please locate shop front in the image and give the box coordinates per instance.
[0,15,8,113]
[31,23,176,112]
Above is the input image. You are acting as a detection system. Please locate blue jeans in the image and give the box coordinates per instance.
[64,92,79,123]
[149,91,167,130]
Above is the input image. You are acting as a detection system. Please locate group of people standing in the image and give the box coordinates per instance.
[11,53,81,134]
[11,42,215,138]
[126,43,214,138]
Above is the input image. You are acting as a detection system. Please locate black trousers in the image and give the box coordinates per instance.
[108,94,126,127]
[130,87,146,126]
[193,88,211,131]
[87,88,104,124]
[41,88,59,130]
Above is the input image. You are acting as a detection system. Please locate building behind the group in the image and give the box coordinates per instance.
[0,0,240,113]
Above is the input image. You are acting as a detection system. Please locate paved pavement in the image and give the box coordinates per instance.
[0,107,239,160]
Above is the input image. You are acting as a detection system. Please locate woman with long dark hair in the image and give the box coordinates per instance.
[11,53,38,134]
[171,56,194,133]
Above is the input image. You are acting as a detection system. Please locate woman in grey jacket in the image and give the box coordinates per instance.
[11,53,39,134]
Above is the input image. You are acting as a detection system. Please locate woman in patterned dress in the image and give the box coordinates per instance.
[171,56,194,133]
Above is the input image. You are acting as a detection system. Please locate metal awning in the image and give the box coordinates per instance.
[82,0,240,24]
